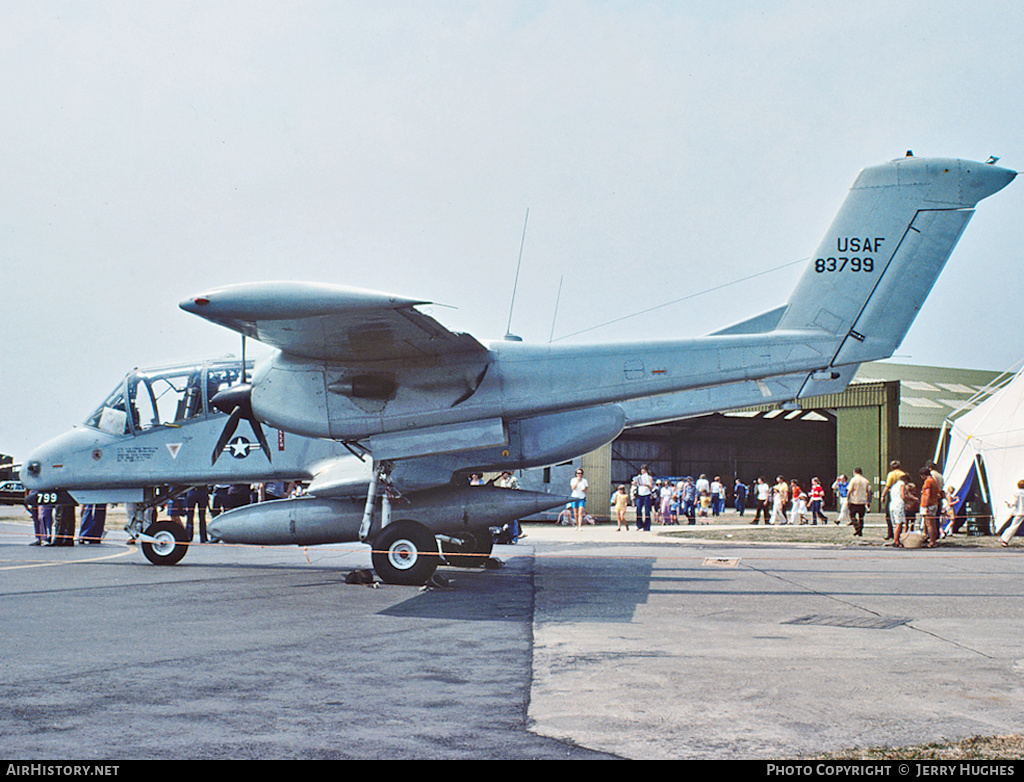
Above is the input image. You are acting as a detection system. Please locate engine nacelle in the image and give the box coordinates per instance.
[389,404,626,489]
[508,404,625,465]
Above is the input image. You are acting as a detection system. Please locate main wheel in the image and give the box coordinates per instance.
[371,520,440,586]
[141,521,189,566]
[440,532,493,568]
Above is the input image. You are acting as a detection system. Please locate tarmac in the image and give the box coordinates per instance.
[523,516,1024,759]
[1,506,1023,760]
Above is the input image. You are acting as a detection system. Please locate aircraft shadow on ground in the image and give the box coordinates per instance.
[378,561,535,622]
[532,556,657,623]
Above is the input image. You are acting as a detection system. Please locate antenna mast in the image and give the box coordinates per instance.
[505,208,529,341]
[549,274,563,343]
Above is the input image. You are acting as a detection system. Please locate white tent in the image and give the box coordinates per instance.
[940,361,1024,531]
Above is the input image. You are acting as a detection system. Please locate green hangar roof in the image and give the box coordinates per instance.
[851,362,1004,429]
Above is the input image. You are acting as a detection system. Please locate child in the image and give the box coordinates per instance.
[941,485,958,537]
[614,485,630,531]
[698,490,712,521]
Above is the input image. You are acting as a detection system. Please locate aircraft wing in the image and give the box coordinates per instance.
[181,281,487,363]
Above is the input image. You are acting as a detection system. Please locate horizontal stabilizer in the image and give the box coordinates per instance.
[618,366,862,428]
[710,305,787,336]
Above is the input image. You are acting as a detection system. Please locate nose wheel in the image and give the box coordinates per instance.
[140,521,189,566]
[371,520,439,585]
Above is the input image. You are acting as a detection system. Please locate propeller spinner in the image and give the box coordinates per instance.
[210,383,272,465]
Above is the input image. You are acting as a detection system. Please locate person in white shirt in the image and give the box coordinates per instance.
[710,477,724,516]
[752,477,770,524]
[570,468,589,530]
[889,475,907,547]
[635,465,655,531]
[999,479,1024,546]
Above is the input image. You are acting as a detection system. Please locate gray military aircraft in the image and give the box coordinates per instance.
[20,356,577,581]
[23,155,1016,584]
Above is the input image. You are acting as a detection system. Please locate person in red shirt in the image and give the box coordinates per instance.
[919,466,942,548]
[789,480,808,525]
[809,477,828,525]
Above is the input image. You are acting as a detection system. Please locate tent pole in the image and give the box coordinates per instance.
[934,420,949,467]
[974,454,990,505]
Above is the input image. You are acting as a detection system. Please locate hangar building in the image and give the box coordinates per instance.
[571,362,1002,517]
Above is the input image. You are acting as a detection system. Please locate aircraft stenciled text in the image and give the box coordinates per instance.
[116,446,158,463]
[815,256,874,273]
[815,237,885,274]
[837,236,885,253]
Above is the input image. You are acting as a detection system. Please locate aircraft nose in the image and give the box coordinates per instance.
[21,442,52,489]
[22,458,42,487]
[22,428,103,490]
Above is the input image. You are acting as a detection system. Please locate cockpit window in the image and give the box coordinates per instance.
[130,367,204,430]
[83,360,253,433]
[84,383,131,434]
[206,364,245,409]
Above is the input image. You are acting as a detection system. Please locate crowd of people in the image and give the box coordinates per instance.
[598,459,1024,548]
[21,464,1024,549]
[610,467,750,531]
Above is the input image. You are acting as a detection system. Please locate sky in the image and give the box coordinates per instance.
[3,0,1023,464]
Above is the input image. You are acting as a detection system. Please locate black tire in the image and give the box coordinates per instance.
[141,521,189,566]
[440,532,493,568]
[371,520,440,586]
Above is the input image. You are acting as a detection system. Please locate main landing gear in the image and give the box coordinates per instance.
[361,462,439,586]
[371,519,441,586]
[363,462,491,585]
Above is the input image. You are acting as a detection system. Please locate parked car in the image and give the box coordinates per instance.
[0,481,26,504]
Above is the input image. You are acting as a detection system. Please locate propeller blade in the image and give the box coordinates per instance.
[212,406,243,465]
[247,414,272,462]
[209,383,272,465]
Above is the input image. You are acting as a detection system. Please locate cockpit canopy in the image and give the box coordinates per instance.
[84,358,253,436]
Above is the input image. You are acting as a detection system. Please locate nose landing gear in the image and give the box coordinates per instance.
[140,520,189,566]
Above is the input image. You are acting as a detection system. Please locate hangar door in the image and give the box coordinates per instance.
[605,381,899,511]
[611,409,837,496]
